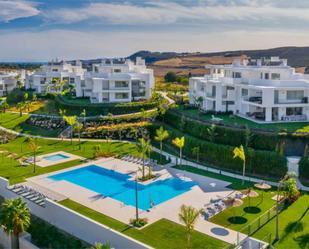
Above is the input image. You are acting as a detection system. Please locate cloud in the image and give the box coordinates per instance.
[1,29,309,61]
[0,0,39,22]
[43,1,309,25]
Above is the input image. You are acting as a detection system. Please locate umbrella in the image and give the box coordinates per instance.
[224,197,243,223]
[254,182,271,202]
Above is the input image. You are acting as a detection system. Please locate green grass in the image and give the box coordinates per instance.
[0,112,61,137]
[0,137,169,184]
[253,194,309,249]
[176,106,309,132]
[60,199,228,249]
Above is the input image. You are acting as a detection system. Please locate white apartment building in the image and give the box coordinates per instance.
[0,73,17,96]
[189,57,309,122]
[76,57,154,103]
[26,60,85,93]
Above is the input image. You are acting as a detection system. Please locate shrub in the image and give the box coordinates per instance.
[163,111,278,151]
[130,218,148,228]
[299,157,309,181]
[6,88,35,105]
[149,124,287,179]
[164,71,177,82]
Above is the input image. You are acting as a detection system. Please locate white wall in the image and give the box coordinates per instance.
[0,177,152,249]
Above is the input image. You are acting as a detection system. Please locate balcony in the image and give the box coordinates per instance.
[243,96,262,104]
[275,97,308,105]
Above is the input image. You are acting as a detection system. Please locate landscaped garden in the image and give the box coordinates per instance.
[60,199,228,249]
[174,105,309,133]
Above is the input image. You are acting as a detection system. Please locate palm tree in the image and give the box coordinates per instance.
[154,126,169,164]
[178,205,201,249]
[206,124,217,142]
[63,115,77,144]
[88,242,111,249]
[27,137,41,173]
[16,102,24,117]
[81,109,87,126]
[74,122,83,149]
[172,136,185,166]
[1,100,9,113]
[0,198,31,249]
[233,145,246,185]
[137,138,151,179]
[191,146,200,163]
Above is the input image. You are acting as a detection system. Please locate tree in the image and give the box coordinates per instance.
[27,137,41,173]
[81,109,87,126]
[206,124,217,142]
[1,100,9,113]
[194,96,203,110]
[172,136,185,166]
[191,146,200,162]
[88,242,111,249]
[281,173,300,203]
[178,205,201,249]
[164,71,177,82]
[137,138,151,179]
[0,198,31,249]
[16,102,24,117]
[74,122,83,149]
[154,126,169,164]
[63,115,77,144]
[15,74,23,88]
[244,125,253,148]
[233,145,246,185]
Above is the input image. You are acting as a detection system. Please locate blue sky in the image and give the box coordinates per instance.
[1,0,309,61]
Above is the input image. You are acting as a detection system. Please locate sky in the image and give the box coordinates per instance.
[1,0,309,61]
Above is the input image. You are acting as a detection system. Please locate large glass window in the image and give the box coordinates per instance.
[115,81,128,88]
[287,90,304,100]
[232,72,242,78]
[241,89,248,96]
[286,107,302,115]
[271,73,280,80]
[115,92,129,99]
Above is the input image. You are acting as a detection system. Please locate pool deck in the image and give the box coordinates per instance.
[35,151,84,167]
[26,157,264,245]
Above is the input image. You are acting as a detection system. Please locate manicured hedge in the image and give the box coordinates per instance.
[163,111,278,151]
[53,94,159,116]
[149,124,287,179]
[299,157,309,181]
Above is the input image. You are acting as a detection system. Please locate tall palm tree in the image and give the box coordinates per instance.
[233,145,246,185]
[1,100,9,113]
[16,102,24,117]
[27,137,41,173]
[81,109,87,126]
[63,115,77,144]
[74,122,83,149]
[0,198,31,249]
[178,205,201,249]
[137,138,151,179]
[154,126,169,164]
[191,146,200,163]
[172,136,185,166]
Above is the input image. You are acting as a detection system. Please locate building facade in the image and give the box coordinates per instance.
[75,57,154,103]
[25,60,85,93]
[189,57,309,122]
[0,73,17,96]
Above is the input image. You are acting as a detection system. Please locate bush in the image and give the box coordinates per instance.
[299,157,309,181]
[163,111,278,151]
[6,88,35,105]
[149,124,287,179]
[53,94,159,116]
[164,71,178,82]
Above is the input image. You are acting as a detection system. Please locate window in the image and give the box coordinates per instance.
[69,78,75,84]
[52,69,58,72]
[115,92,129,99]
[232,72,242,78]
[287,90,304,100]
[40,78,46,85]
[264,73,269,79]
[115,81,128,88]
[114,69,121,73]
[0,85,3,91]
[286,107,302,116]
[271,73,280,80]
[241,89,248,96]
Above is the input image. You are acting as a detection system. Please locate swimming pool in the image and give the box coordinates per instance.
[43,153,70,161]
[49,165,196,210]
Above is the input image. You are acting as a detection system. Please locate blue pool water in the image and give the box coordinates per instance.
[49,165,196,210]
[43,153,70,161]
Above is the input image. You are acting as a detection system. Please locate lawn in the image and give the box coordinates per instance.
[60,199,228,249]
[253,194,309,249]
[176,106,309,132]
[0,112,62,137]
[0,137,169,184]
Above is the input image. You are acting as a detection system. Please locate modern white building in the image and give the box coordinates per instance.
[26,60,85,93]
[76,57,154,103]
[0,73,17,96]
[189,57,309,122]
